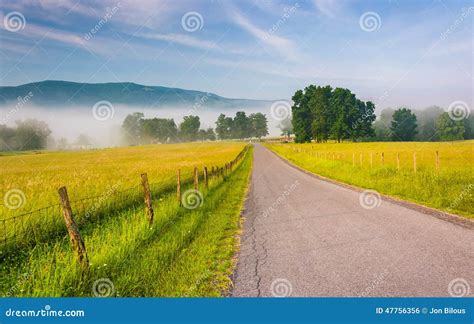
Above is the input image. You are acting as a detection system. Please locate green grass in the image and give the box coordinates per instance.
[0,146,252,297]
[265,141,474,219]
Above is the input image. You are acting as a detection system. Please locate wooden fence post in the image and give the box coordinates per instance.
[435,151,439,174]
[204,166,208,189]
[141,173,154,225]
[194,167,199,190]
[413,152,417,173]
[397,152,400,170]
[381,152,385,167]
[58,187,89,271]
[177,169,181,205]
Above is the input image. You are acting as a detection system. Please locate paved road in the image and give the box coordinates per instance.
[232,144,474,297]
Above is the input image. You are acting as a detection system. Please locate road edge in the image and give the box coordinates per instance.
[265,145,474,230]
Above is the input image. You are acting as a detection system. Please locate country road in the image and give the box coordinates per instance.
[232,144,474,297]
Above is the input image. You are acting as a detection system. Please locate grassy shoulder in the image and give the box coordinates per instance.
[265,142,473,219]
[0,146,253,297]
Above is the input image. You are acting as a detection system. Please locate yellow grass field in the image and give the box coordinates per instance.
[1,142,246,218]
[265,140,474,218]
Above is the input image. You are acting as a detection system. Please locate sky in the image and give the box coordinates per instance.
[0,0,473,111]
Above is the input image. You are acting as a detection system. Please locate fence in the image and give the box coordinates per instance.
[289,146,443,174]
[0,145,250,266]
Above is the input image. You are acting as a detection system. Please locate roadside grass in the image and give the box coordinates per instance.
[265,141,474,219]
[0,146,252,297]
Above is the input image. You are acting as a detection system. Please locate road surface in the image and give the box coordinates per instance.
[232,144,474,297]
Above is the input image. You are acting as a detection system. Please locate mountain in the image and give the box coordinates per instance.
[0,80,274,109]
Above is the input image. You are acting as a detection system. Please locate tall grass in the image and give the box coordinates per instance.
[266,141,474,218]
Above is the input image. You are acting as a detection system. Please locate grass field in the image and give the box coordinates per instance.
[265,140,474,218]
[0,142,252,297]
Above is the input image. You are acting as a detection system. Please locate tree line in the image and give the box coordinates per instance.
[121,111,269,145]
[373,106,474,142]
[291,85,474,142]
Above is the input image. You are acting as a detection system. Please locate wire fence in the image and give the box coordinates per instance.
[0,145,250,259]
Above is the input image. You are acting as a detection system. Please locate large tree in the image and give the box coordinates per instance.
[141,118,178,143]
[179,115,200,141]
[390,108,418,141]
[232,111,250,139]
[122,112,144,145]
[215,114,233,140]
[14,119,51,150]
[249,113,269,139]
[436,112,465,141]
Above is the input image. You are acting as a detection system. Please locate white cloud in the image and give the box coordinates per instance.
[228,7,299,60]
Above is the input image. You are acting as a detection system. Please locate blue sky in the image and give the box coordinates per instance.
[0,0,472,111]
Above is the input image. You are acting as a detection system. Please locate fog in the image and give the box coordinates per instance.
[0,104,283,148]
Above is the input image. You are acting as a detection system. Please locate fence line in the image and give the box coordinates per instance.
[287,145,442,174]
[0,145,250,262]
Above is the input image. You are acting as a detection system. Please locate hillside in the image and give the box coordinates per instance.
[0,80,273,109]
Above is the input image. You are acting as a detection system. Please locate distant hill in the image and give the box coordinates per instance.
[0,80,274,109]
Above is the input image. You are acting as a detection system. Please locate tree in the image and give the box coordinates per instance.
[249,113,269,139]
[179,115,200,141]
[291,90,312,143]
[141,118,178,143]
[373,108,394,141]
[0,124,16,150]
[57,137,69,150]
[215,114,233,140]
[205,128,216,141]
[291,85,375,143]
[309,85,333,143]
[415,106,443,141]
[436,112,465,141]
[122,112,144,145]
[75,134,92,148]
[14,119,51,150]
[390,108,418,141]
[278,116,293,140]
[232,111,250,139]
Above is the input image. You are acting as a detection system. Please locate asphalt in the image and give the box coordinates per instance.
[231,144,474,297]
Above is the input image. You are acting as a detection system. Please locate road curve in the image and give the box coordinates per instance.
[232,144,474,297]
